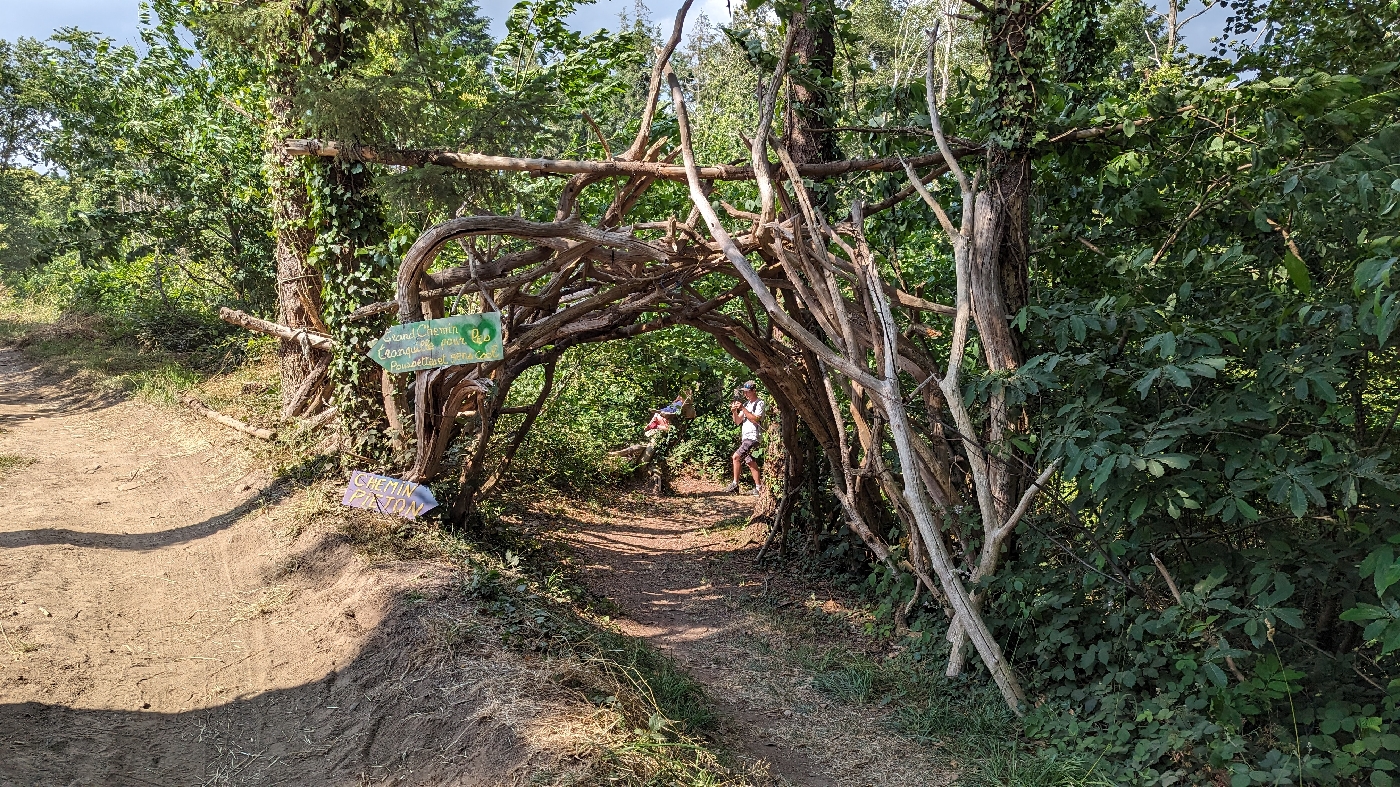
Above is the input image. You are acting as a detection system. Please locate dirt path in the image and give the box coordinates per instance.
[0,350,627,786]
[552,480,951,787]
[0,346,949,786]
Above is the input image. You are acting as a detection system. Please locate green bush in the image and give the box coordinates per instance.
[13,250,246,365]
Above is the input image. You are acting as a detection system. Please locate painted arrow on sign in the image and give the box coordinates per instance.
[369,313,503,374]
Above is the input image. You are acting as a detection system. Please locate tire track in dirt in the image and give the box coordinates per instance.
[0,349,323,725]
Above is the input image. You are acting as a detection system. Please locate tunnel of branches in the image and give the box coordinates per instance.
[221,8,1093,711]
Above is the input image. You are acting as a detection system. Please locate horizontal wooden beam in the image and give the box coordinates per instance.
[283,139,973,182]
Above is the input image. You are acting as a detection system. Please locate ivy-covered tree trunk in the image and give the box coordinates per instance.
[310,158,393,460]
[263,4,326,415]
[786,2,841,168]
[299,0,394,461]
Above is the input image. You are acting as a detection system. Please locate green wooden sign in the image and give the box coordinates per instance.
[369,313,503,373]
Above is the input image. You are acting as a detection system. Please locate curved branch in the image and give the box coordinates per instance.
[623,0,697,160]
[394,216,667,325]
[925,25,971,196]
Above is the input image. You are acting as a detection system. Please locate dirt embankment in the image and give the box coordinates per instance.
[0,349,628,786]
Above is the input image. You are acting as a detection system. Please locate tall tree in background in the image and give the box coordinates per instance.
[179,0,328,412]
[0,19,273,317]
[297,0,394,456]
[786,0,841,167]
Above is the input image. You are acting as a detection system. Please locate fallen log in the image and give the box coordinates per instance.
[182,396,277,440]
[219,307,336,352]
[302,405,339,432]
[282,353,330,421]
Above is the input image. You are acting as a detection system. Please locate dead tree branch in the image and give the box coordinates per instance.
[283,139,971,182]
[183,396,277,440]
[219,307,335,351]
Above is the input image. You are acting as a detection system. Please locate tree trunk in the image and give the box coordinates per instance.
[786,6,840,168]
[318,157,394,459]
[266,88,324,413]
[943,111,1037,682]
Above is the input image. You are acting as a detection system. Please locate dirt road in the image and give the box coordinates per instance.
[0,350,603,786]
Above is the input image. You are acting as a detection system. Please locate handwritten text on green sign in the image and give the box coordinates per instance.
[370,313,503,373]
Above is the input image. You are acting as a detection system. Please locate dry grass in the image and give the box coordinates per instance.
[339,507,443,564]
[0,295,61,346]
[0,624,42,657]
[447,545,775,786]
[0,300,211,403]
[0,295,289,432]
[420,607,484,658]
[231,585,295,622]
[0,454,36,477]
[283,479,340,540]
[10,308,101,347]
[408,593,769,786]
[196,354,282,432]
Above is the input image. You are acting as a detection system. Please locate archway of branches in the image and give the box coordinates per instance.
[220,10,1087,714]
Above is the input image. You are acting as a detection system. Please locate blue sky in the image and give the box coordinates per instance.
[0,0,1225,55]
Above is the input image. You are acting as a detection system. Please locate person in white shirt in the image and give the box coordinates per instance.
[725,380,765,494]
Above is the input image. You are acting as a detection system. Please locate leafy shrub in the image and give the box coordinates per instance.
[13,250,247,367]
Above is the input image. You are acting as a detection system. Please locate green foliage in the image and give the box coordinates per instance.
[939,14,1400,783]
[1220,0,1400,75]
[493,0,644,114]
[0,24,273,307]
[505,326,748,489]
